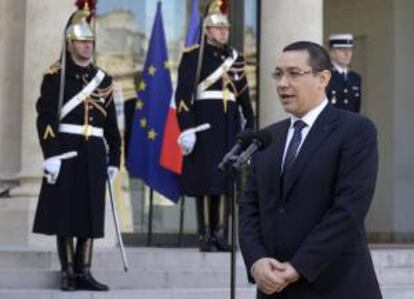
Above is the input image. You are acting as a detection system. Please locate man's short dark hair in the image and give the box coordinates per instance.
[283,41,332,72]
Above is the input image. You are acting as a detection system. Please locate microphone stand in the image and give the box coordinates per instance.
[219,156,242,299]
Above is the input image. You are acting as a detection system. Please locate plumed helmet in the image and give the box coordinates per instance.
[204,0,230,28]
[66,2,95,41]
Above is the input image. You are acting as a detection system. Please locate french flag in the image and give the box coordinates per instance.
[160,0,200,174]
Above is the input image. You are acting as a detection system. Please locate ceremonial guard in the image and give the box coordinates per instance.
[32,3,121,291]
[326,33,362,113]
[175,0,254,252]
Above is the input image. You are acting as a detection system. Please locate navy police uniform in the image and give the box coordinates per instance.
[326,69,361,113]
[326,33,362,113]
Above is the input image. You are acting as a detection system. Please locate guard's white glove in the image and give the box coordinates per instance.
[43,158,62,184]
[107,166,119,184]
[178,130,197,155]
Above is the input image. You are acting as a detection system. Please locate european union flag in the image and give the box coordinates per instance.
[127,2,181,202]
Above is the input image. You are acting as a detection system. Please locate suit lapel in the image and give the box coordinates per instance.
[282,104,338,201]
[271,120,290,197]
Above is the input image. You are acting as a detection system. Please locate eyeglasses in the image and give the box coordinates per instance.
[271,69,317,81]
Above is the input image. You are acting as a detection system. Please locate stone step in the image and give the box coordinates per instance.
[0,287,414,299]
[381,286,414,299]
[0,269,251,289]
[0,246,245,270]
[371,248,414,268]
[0,266,413,289]
[0,288,257,299]
[2,246,414,270]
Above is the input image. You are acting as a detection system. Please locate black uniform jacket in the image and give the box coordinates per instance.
[326,68,361,113]
[33,55,121,238]
[175,42,254,196]
[239,104,382,299]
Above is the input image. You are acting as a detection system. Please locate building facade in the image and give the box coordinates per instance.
[0,0,413,246]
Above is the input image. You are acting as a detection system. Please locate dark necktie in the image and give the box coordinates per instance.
[283,120,307,173]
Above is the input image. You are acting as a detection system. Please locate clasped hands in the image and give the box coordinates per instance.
[251,258,300,295]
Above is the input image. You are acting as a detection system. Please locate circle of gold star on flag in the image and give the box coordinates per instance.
[148,129,157,140]
[136,99,144,110]
[138,81,146,91]
[164,60,173,70]
[139,117,147,128]
[148,65,157,76]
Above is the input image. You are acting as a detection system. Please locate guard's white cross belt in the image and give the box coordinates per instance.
[60,70,105,120]
[196,49,238,96]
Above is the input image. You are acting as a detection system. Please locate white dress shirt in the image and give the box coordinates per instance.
[281,99,328,169]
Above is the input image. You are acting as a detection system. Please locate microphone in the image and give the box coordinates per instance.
[218,129,255,171]
[231,129,272,171]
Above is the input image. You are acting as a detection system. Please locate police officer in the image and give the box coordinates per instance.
[326,33,362,113]
[175,0,254,252]
[32,6,121,291]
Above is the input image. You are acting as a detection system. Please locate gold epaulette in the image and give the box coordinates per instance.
[44,61,62,75]
[182,44,200,54]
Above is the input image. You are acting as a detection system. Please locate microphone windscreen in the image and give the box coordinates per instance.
[254,129,272,150]
[236,128,255,147]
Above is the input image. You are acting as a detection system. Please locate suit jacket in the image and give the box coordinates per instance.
[239,104,382,299]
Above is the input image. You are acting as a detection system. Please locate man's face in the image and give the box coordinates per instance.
[206,26,230,45]
[330,48,353,67]
[69,40,94,62]
[275,50,330,117]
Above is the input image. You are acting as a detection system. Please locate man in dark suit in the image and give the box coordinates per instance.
[326,33,362,113]
[239,41,382,299]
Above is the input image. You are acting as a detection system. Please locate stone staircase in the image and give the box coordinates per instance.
[0,246,413,298]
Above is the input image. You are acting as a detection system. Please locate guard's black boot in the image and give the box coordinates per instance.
[75,238,109,291]
[213,226,230,252]
[60,265,76,291]
[76,266,109,291]
[57,236,76,291]
[199,229,217,252]
[196,196,217,252]
[209,196,229,252]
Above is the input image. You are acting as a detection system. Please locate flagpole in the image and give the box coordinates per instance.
[178,196,185,246]
[146,188,154,246]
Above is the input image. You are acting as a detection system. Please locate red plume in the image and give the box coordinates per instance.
[220,0,229,14]
[74,0,97,23]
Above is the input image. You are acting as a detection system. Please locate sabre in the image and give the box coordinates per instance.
[107,176,129,272]
[54,151,78,160]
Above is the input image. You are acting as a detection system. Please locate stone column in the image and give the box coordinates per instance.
[0,1,26,183]
[392,0,414,235]
[259,0,323,127]
[12,0,74,197]
[2,1,115,247]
